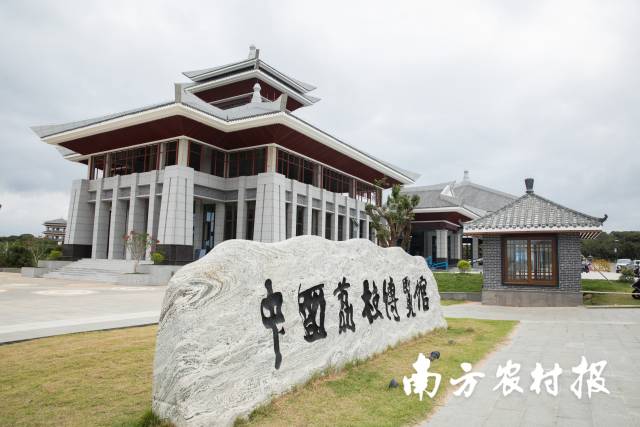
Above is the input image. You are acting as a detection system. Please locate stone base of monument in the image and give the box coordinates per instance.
[152,236,446,426]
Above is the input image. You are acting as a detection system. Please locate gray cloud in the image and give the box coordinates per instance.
[0,0,638,234]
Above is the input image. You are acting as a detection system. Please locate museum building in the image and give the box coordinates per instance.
[32,46,418,264]
[403,171,517,265]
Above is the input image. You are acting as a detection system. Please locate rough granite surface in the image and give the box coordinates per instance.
[152,236,447,426]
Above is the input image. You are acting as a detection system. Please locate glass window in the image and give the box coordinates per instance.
[359,219,365,238]
[325,212,333,239]
[107,144,159,176]
[296,206,305,236]
[245,201,256,240]
[188,142,202,171]
[311,210,320,236]
[223,203,237,240]
[277,149,315,185]
[164,141,178,167]
[90,154,105,179]
[228,148,266,177]
[503,237,557,285]
[322,168,351,195]
[337,215,345,241]
[355,181,380,206]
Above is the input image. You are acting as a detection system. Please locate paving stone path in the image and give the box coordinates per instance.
[423,303,640,427]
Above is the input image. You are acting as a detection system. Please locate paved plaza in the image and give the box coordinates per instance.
[424,303,640,427]
[0,272,165,343]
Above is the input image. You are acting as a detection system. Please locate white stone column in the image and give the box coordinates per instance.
[91,179,109,259]
[364,210,370,241]
[146,176,159,259]
[333,193,340,240]
[253,172,287,243]
[65,179,93,246]
[290,184,297,238]
[125,174,147,260]
[213,202,226,245]
[156,166,194,247]
[236,177,247,239]
[320,190,327,239]
[108,176,127,260]
[436,229,448,260]
[177,138,189,166]
[345,196,351,239]
[472,236,479,262]
[305,185,313,235]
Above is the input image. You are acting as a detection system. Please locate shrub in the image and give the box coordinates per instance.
[47,249,63,260]
[457,260,471,274]
[151,251,165,265]
[619,266,636,283]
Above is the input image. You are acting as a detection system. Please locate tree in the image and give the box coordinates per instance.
[24,237,54,267]
[123,231,158,273]
[365,180,420,251]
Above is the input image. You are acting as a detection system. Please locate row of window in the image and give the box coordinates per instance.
[284,203,373,241]
[275,149,380,205]
[89,142,381,206]
[188,143,266,177]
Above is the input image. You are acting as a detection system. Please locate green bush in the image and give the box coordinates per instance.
[47,249,63,260]
[457,259,471,273]
[619,266,636,283]
[150,252,165,265]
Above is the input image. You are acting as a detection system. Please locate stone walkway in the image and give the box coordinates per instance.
[423,303,640,427]
[0,273,165,343]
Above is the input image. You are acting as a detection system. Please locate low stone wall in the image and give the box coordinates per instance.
[0,268,21,273]
[152,236,446,426]
[440,292,482,301]
[482,289,582,307]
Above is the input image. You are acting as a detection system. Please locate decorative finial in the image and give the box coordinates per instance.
[525,178,534,194]
[463,170,470,182]
[251,82,262,103]
[248,45,257,59]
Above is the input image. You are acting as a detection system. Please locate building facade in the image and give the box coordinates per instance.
[32,47,417,264]
[403,171,516,265]
[465,178,605,306]
[42,218,67,244]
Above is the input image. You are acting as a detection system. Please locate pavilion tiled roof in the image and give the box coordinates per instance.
[464,179,606,238]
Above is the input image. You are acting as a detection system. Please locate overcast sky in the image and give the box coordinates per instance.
[0,0,638,235]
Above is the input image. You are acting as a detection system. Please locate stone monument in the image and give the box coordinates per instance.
[152,236,446,426]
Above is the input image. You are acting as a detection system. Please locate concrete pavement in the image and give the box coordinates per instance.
[423,303,640,427]
[0,272,165,343]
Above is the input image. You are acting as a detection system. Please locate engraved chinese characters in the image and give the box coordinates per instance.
[260,279,286,369]
[334,277,356,333]
[261,275,431,369]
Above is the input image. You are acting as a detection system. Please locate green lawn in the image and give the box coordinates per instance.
[0,319,517,427]
[433,272,482,292]
[236,318,515,426]
[434,273,640,306]
[582,279,640,306]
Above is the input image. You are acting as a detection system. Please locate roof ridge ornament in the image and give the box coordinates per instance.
[251,82,262,103]
[525,177,534,194]
[248,44,258,59]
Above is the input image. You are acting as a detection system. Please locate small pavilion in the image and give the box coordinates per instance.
[464,178,606,306]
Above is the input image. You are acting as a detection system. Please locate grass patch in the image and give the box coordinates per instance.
[440,299,468,306]
[0,326,157,427]
[433,272,482,292]
[581,279,640,306]
[581,279,632,293]
[0,318,516,427]
[235,318,516,426]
